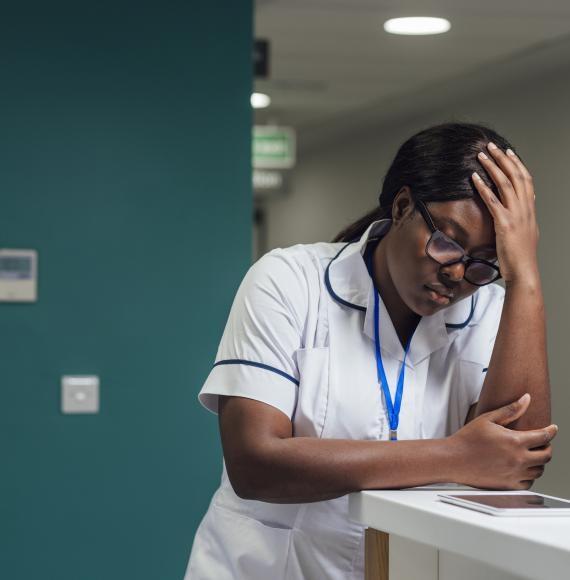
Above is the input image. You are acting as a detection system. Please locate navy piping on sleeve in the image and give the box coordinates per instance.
[482,367,488,373]
[213,359,300,386]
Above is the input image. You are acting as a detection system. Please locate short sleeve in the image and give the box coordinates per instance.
[459,283,506,407]
[198,248,310,419]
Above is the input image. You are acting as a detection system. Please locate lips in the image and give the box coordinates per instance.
[425,285,454,300]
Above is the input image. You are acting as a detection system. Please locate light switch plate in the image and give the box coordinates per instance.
[61,376,100,414]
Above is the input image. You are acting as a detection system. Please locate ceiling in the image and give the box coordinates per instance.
[254,0,570,149]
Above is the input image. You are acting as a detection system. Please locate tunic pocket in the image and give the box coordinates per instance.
[292,347,330,438]
[187,504,293,580]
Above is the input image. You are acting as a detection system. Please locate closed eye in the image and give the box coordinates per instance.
[436,222,496,261]
[472,253,498,263]
[438,225,496,260]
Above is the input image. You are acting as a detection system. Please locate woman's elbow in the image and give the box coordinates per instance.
[225,452,272,501]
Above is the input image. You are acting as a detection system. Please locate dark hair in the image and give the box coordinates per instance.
[332,122,517,242]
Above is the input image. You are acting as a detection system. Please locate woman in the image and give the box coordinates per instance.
[184,122,557,580]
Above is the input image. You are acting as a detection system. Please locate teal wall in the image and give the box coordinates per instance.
[0,2,252,578]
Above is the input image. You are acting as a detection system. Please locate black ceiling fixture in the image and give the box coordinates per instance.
[254,39,269,78]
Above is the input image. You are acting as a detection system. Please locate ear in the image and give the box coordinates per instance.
[391,186,415,227]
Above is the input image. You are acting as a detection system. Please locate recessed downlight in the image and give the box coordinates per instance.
[251,92,271,109]
[384,17,451,36]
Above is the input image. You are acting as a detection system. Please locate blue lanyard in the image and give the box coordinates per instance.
[367,248,415,441]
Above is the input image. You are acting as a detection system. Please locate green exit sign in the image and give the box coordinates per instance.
[252,126,296,169]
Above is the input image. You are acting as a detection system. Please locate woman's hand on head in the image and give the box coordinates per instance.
[471,143,540,286]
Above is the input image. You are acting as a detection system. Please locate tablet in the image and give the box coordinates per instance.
[437,492,570,516]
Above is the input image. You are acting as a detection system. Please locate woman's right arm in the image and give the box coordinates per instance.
[219,393,557,504]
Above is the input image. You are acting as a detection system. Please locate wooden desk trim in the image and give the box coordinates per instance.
[365,529,389,580]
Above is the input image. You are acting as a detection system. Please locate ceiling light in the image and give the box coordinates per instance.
[251,92,271,109]
[383,17,451,36]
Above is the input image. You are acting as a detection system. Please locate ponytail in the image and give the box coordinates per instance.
[332,205,391,243]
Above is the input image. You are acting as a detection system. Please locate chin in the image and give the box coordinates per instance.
[415,303,439,317]
[404,297,430,318]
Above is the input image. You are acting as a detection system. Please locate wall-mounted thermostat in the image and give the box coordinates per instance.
[0,249,38,302]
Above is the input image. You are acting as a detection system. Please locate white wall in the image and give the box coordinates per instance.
[259,61,570,497]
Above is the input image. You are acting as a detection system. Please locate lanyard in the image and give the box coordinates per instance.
[366,248,415,441]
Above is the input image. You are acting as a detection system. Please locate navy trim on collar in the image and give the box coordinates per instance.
[326,238,476,329]
[445,295,475,329]
[324,242,366,312]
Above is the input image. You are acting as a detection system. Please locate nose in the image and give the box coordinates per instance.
[439,261,465,283]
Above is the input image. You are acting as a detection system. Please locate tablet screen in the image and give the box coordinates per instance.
[449,494,570,509]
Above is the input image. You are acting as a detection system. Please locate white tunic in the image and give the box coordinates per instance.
[184,218,505,580]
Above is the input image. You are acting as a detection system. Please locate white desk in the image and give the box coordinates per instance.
[348,485,570,580]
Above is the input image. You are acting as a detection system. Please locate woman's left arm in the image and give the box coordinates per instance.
[470,141,551,431]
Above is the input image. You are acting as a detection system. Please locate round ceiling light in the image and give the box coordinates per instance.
[383,17,451,36]
[251,92,271,109]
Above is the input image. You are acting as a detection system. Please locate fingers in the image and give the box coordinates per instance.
[485,392,531,426]
[486,142,529,201]
[472,142,535,211]
[518,423,559,450]
[476,144,519,209]
[526,464,546,478]
[526,446,553,469]
[506,148,536,204]
[472,170,504,219]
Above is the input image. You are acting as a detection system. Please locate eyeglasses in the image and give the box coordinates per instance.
[415,200,501,286]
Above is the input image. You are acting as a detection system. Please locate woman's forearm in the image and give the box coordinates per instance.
[475,272,551,430]
[234,436,458,503]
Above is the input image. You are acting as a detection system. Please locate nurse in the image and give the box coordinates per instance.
[184,122,557,580]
